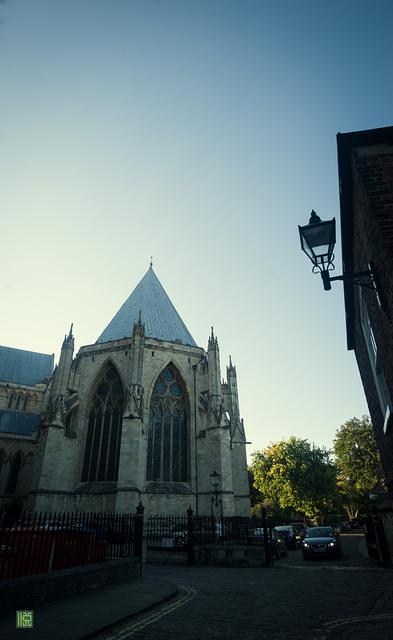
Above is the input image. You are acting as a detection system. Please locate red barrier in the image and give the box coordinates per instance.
[0,529,105,578]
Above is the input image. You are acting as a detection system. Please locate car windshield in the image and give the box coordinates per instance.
[307,527,334,538]
[275,527,290,532]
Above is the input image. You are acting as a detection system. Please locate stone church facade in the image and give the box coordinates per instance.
[0,265,250,517]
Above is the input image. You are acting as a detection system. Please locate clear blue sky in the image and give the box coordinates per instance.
[2,0,392,460]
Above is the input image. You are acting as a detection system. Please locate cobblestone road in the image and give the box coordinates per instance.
[93,534,393,640]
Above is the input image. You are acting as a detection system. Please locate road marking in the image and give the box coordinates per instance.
[323,612,393,630]
[100,585,197,639]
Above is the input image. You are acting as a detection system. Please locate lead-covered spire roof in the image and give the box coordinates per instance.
[96,265,197,347]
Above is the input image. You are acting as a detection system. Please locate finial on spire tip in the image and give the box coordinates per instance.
[150,256,153,268]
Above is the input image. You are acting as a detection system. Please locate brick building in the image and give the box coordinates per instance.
[337,125,393,558]
[0,264,250,518]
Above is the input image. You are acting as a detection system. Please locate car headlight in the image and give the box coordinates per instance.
[327,541,336,547]
[303,542,310,548]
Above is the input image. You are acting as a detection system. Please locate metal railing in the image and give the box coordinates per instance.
[1,505,283,577]
[0,509,140,580]
[145,508,279,566]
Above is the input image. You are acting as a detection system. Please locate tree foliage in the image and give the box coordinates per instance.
[333,416,384,519]
[250,437,338,520]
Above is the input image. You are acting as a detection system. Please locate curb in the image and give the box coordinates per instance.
[78,579,179,639]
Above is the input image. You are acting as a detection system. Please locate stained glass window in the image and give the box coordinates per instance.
[146,364,189,482]
[81,364,124,482]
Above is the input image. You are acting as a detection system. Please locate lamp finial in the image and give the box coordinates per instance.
[309,210,322,224]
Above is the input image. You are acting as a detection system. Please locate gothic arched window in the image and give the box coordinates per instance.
[81,364,124,482]
[146,365,189,482]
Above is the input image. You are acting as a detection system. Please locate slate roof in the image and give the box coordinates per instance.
[0,346,54,386]
[97,266,197,347]
[0,410,41,435]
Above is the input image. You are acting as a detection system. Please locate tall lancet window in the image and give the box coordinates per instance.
[81,363,124,482]
[147,365,189,482]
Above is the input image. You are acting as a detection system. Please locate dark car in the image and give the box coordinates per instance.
[302,526,343,560]
[274,525,302,549]
[249,527,287,558]
[290,522,308,540]
[172,523,228,547]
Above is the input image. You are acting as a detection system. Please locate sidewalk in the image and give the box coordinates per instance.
[0,576,178,640]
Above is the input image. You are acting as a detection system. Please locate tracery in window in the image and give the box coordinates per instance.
[146,365,189,482]
[81,364,124,482]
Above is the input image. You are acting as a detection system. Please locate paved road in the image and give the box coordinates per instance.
[92,534,393,640]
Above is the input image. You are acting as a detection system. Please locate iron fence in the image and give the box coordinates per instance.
[145,513,190,564]
[144,510,280,566]
[0,510,140,580]
[1,506,286,576]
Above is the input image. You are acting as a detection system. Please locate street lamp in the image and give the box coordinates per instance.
[298,210,336,290]
[298,211,385,302]
[210,470,224,521]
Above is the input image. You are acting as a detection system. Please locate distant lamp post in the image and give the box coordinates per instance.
[210,470,224,521]
[298,211,385,303]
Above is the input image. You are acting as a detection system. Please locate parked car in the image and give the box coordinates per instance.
[290,522,308,539]
[250,527,287,558]
[274,525,302,549]
[302,526,343,560]
[172,523,228,547]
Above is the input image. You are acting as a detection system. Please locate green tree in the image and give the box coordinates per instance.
[333,416,384,520]
[248,467,262,507]
[250,437,338,521]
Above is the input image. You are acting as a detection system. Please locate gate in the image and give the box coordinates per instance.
[145,513,190,564]
[363,509,392,566]
[144,508,277,566]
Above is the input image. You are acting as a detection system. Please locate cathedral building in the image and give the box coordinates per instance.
[0,265,250,517]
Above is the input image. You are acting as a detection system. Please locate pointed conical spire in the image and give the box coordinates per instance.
[97,266,196,346]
